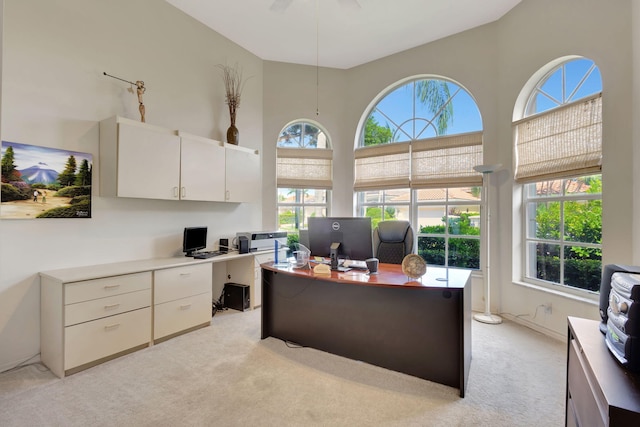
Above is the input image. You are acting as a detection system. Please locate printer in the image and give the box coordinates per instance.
[236,231,288,252]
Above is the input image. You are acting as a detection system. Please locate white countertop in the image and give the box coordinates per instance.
[40,250,273,283]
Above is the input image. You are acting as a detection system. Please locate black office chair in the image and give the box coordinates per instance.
[372,220,414,264]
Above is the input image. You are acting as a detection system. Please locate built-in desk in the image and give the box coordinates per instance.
[39,250,274,378]
[261,263,472,397]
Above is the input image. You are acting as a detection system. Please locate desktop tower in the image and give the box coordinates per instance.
[224,283,250,311]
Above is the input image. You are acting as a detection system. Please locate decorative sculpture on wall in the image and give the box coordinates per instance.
[104,72,147,123]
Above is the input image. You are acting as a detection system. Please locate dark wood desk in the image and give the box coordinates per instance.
[261,263,472,397]
[566,317,640,426]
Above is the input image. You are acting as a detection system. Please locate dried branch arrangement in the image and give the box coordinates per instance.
[217,63,250,126]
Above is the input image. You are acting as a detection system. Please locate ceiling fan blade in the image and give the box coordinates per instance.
[270,0,293,13]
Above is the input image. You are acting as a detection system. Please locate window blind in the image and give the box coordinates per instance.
[354,142,411,191]
[514,93,602,183]
[277,147,333,189]
[411,131,483,188]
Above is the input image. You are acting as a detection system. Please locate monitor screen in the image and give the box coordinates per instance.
[183,226,207,256]
[307,217,373,261]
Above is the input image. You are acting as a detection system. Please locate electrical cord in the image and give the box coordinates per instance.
[281,338,306,349]
[212,288,228,317]
[2,353,47,374]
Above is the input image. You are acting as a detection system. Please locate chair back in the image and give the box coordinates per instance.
[373,220,414,264]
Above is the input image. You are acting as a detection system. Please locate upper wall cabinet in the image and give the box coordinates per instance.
[100,116,258,203]
[100,116,181,200]
[224,143,260,203]
[178,132,226,202]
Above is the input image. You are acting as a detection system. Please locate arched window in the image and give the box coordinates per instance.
[355,77,484,269]
[515,57,602,292]
[276,120,332,235]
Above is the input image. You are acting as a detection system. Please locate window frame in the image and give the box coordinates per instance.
[516,57,603,294]
[521,176,602,294]
[355,76,483,268]
[276,120,333,235]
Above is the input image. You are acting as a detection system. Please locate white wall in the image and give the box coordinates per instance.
[263,0,637,340]
[0,0,263,372]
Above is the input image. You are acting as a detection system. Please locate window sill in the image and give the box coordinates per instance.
[512,279,599,306]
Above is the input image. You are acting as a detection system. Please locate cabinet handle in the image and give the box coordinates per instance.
[179,273,191,277]
[104,284,120,290]
[181,187,186,198]
[104,323,120,330]
[226,190,230,200]
[104,303,121,310]
[179,304,192,310]
[173,186,179,198]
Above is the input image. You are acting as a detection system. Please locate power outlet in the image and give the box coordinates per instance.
[543,303,552,315]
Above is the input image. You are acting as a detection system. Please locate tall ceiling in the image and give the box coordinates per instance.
[165,0,522,69]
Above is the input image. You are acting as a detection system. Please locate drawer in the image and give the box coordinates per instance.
[154,292,212,340]
[568,339,606,427]
[65,272,152,304]
[154,263,212,304]
[65,307,151,370]
[65,289,151,326]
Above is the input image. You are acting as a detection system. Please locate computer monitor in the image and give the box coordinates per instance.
[183,226,207,256]
[307,217,373,265]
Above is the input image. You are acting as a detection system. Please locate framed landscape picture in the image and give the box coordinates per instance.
[1,141,92,219]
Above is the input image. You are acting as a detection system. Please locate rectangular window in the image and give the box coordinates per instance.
[356,189,410,229]
[356,187,481,269]
[416,187,481,269]
[277,188,329,237]
[523,175,602,292]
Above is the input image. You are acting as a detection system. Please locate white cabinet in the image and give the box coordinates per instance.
[100,116,181,200]
[178,132,226,202]
[224,143,260,203]
[153,263,212,341]
[225,250,285,309]
[100,116,260,203]
[251,251,284,307]
[41,271,152,378]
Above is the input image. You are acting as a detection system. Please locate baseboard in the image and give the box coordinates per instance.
[0,353,42,375]
[500,313,566,342]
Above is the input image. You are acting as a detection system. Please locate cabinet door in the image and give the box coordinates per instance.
[117,122,181,200]
[225,145,260,203]
[180,135,225,201]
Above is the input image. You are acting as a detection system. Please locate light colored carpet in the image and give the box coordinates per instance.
[0,309,566,426]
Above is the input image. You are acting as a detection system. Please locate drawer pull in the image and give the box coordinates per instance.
[179,304,192,310]
[104,323,120,330]
[104,303,121,310]
[104,284,120,290]
[179,273,192,278]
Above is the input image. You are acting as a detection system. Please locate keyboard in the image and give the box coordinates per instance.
[342,259,368,269]
[193,251,224,259]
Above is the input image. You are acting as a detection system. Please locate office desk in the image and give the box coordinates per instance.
[261,263,472,397]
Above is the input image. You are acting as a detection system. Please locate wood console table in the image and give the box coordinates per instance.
[261,263,472,397]
[566,317,640,426]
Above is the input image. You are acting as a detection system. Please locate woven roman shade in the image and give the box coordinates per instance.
[411,131,483,188]
[514,93,602,183]
[277,147,333,189]
[354,142,411,191]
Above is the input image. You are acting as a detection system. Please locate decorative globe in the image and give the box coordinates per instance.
[402,254,427,279]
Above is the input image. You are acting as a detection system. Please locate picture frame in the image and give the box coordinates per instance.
[1,141,92,219]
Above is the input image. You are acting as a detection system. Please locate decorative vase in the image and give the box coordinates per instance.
[227,123,239,145]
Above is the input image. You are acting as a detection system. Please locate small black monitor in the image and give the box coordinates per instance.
[183,226,207,256]
[307,217,373,262]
